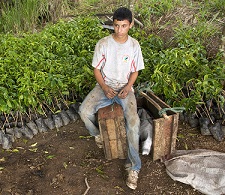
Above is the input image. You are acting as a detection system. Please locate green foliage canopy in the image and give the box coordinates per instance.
[0,16,224,117]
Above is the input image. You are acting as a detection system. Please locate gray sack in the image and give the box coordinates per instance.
[164,149,225,195]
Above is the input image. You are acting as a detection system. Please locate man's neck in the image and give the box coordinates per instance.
[112,34,128,44]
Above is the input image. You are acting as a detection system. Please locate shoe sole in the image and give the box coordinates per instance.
[96,143,103,148]
[126,181,137,190]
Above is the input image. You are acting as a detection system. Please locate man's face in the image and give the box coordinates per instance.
[113,19,132,38]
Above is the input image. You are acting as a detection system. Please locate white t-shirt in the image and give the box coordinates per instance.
[92,34,144,91]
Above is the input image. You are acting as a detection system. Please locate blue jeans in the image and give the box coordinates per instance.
[79,85,141,171]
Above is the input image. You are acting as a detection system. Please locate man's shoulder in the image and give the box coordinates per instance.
[128,36,140,47]
[97,35,112,45]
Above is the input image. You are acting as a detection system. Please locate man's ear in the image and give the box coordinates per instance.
[129,22,134,29]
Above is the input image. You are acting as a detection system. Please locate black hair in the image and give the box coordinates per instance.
[113,7,132,24]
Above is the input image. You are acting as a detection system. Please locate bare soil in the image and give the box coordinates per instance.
[0,117,225,195]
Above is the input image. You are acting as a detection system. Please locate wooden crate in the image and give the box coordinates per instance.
[137,91,179,161]
[98,103,127,160]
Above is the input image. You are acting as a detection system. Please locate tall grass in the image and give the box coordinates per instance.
[71,0,124,16]
[134,0,182,19]
[207,0,225,15]
[0,0,70,34]
[0,0,224,35]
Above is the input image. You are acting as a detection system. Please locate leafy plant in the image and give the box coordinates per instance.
[0,0,224,130]
[134,24,224,116]
[0,16,109,127]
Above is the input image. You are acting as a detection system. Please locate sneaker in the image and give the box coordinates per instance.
[95,135,103,148]
[124,163,132,172]
[126,170,139,190]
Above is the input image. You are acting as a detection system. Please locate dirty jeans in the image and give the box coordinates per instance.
[79,85,141,171]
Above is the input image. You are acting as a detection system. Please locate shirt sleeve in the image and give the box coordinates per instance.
[92,39,106,69]
[133,42,145,72]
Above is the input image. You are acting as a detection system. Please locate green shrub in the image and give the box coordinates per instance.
[0,16,109,115]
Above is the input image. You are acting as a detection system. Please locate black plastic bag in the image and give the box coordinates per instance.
[52,114,63,129]
[35,118,48,132]
[26,121,39,135]
[59,110,70,126]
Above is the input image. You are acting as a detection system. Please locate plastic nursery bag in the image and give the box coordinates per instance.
[164,149,225,195]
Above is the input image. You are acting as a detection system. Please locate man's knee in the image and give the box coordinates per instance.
[125,113,140,128]
[78,104,87,120]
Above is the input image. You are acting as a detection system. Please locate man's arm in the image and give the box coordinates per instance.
[118,71,138,99]
[94,68,118,99]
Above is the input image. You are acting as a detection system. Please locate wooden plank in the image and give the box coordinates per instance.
[163,117,173,156]
[98,103,124,120]
[170,114,179,153]
[106,119,117,140]
[106,118,118,159]
[109,140,118,159]
[99,119,112,160]
[115,117,127,159]
[114,103,124,116]
[153,118,165,161]
[117,139,124,159]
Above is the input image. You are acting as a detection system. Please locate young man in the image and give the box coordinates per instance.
[79,7,144,190]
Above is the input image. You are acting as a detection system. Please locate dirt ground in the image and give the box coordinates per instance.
[0,116,225,195]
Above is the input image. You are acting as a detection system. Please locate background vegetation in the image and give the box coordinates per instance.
[0,0,224,129]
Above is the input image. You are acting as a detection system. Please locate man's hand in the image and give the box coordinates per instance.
[102,85,118,99]
[118,72,138,99]
[118,85,131,99]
